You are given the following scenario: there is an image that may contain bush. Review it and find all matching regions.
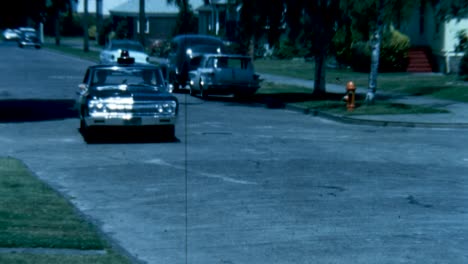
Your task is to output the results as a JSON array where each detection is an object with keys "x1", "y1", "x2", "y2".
[
  {"x1": 88, "y1": 25, "x2": 96, "y2": 40},
  {"x1": 455, "y1": 30, "x2": 468, "y2": 53},
  {"x1": 379, "y1": 29, "x2": 410, "y2": 72},
  {"x1": 459, "y1": 50, "x2": 468, "y2": 80},
  {"x1": 273, "y1": 39, "x2": 307, "y2": 59},
  {"x1": 350, "y1": 29, "x2": 410, "y2": 72}
]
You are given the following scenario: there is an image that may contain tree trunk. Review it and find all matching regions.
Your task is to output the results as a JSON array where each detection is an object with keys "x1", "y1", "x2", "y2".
[
  {"x1": 54, "y1": 9, "x2": 60, "y2": 46},
  {"x1": 366, "y1": 0, "x2": 385, "y2": 104},
  {"x1": 139, "y1": 0, "x2": 146, "y2": 46},
  {"x1": 83, "y1": 0, "x2": 89, "y2": 52},
  {"x1": 313, "y1": 49, "x2": 327, "y2": 98}
]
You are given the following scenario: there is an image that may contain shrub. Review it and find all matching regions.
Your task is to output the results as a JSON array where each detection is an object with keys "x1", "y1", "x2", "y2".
[
  {"x1": 379, "y1": 29, "x2": 410, "y2": 72},
  {"x1": 88, "y1": 25, "x2": 96, "y2": 40},
  {"x1": 273, "y1": 39, "x2": 306, "y2": 59},
  {"x1": 455, "y1": 30, "x2": 468, "y2": 53},
  {"x1": 350, "y1": 29, "x2": 410, "y2": 72},
  {"x1": 459, "y1": 50, "x2": 468, "y2": 80}
]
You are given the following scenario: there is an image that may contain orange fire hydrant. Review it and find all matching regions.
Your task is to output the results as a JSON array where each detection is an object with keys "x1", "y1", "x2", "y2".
[{"x1": 345, "y1": 81, "x2": 356, "y2": 111}]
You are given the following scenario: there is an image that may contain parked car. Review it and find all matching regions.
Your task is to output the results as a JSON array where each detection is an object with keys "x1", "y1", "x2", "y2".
[
  {"x1": 17, "y1": 29, "x2": 41, "y2": 49},
  {"x1": 167, "y1": 34, "x2": 225, "y2": 91},
  {"x1": 188, "y1": 54, "x2": 261, "y2": 99},
  {"x1": 2, "y1": 29, "x2": 20, "y2": 40},
  {"x1": 76, "y1": 50, "x2": 178, "y2": 142},
  {"x1": 99, "y1": 39, "x2": 150, "y2": 64}
]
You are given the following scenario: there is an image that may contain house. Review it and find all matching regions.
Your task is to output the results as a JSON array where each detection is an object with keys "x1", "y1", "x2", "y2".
[
  {"x1": 197, "y1": 0, "x2": 238, "y2": 40},
  {"x1": 400, "y1": 2, "x2": 468, "y2": 73},
  {"x1": 109, "y1": 0, "x2": 206, "y2": 41},
  {"x1": 76, "y1": 0, "x2": 128, "y2": 16}
]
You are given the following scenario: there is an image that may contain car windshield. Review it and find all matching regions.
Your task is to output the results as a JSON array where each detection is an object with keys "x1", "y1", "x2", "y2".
[
  {"x1": 191, "y1": 44, "x2": 221, "y2": 54},
  {"x1": 91, "y1": 68, "x2": 166, "y2": 92},
  {"x1": 111, "y1": 42, "x2": 144, "y2": 52}
]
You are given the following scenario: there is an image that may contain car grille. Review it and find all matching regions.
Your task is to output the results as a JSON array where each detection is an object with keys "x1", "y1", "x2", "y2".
[{"x1": 110, "y1": 102, "x2": 174, "y2": 116}]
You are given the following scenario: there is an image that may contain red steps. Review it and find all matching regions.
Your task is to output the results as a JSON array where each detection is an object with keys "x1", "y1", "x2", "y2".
[{"x1": 407, "y1": 48, "x2": 433, "y2": 72}]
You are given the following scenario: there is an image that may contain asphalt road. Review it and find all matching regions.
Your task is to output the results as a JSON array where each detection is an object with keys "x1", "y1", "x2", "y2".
[{"x1": 1, "y1": 41, "x2": 468, "y2": 264}]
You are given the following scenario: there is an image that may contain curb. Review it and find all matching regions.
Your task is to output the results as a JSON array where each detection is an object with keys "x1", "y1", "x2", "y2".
[{"x1": 285, "y1": 104, "x2": 468, "y2": 129}]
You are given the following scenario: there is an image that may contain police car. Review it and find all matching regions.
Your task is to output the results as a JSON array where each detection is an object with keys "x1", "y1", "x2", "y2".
[{"x1": 76, "y1": 50, "x2": 178, "y2": 142}]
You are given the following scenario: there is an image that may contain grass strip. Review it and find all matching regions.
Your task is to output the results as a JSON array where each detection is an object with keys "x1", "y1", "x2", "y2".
[
  {"x1": 0, "y1": 157, "x2": 131, "y2": 264},
  {"x1": 254, "y1": 59, "x2": 468, "y2": 102},
  {"x1": 43, "y1": 43, "x2": 100, "y2": 63},
  {"x1": 257, "y1": 82, "x2": 448, "y2": 115}
]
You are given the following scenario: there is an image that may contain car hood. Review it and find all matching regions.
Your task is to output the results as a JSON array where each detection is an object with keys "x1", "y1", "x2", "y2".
[{"x1": 89, "y1": 88, "x2": 177, "y2": 101}]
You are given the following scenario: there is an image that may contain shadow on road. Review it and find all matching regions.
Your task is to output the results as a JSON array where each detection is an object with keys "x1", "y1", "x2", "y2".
[
  {"x1": 79, "y1": 127, "x2": 180, "y2": 144},
  {"x1": 0, "y1": 99, "x2": 77, "y2": 123}
]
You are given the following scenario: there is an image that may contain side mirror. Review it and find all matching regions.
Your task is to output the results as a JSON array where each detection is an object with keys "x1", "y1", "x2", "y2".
[{"x1": 78, "y1": 83, "x2": 88, "y2": 91}]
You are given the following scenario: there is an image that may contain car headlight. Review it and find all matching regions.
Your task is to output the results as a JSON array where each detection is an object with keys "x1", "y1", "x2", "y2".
[
  {"x1": 186, "y1": 48, "x2": 193, "y2": 58},
  {"x1": 88, "y1": 99, "x2": 105, "y2": 112},
  {"x1": 157, "y1": 101, "x2": 177, "y2": 114}
]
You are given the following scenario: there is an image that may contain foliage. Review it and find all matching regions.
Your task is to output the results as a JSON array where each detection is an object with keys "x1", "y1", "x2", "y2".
[
  {"x1": 172, "y1": 8, "x2": 198, "y2": 35},
  {"x1": 273, "y1": 39, "x2": 307, "y2": 59},
  {"x1": 114, "y1": 20, "x2": 129, "y2": 39},
  {"x1": 61, "y1": 13, "x2": 83, "y2": 36},
  {"x1": 455, "y1": 29, "x2": 468, "y2": 53},
  {"x1": 379, "y1": 29, "x2": 410, "y2": 72},
  {"x1": 98, "y1": 17, "x2": 113, "y2": 45},
  {"x1": 350, "y1": 29, "x2": 410, "y2": 72},
  {"x1": 167, "y1": 0, "x2": 198, "y2": 36},
  {"x1": 459, "y1": 50, "x2": 468, "y2": 80}
]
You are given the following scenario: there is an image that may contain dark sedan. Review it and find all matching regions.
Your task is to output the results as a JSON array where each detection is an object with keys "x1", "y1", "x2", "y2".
[
  {"x1": 17, "y1": 29, "x2": 41, "y2": 49},
  {"x1": 76, "y1": 51, "x2": 178, "y2": 142}
]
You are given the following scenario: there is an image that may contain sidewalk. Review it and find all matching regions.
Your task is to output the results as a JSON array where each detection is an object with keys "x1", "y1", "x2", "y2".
[{"x1": 260, "y1": 73, "x2": 468, "y2": 128}]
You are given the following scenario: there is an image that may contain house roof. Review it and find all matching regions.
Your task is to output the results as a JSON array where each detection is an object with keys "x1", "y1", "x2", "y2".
[{"x1": 110, "y1": 0, "x2": 205, "y2": 16}]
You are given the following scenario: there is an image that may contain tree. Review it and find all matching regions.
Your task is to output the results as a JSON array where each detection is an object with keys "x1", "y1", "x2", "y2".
[
  {"x1": 167, "y1": 0, "x2": 198, "y2": 35},
  {"x1": 83, "y1": 0, "x2": 89, "y2": 52},
  {"x1": 237, "y1": 0, "x2": 284, "y2": 58},
  {"x1": 47, "y1": 0, "x2": 77, "y2": 46},
  {"x1": 284, "y1": 0, "x2": 342, "y2": 97},
  {"x1": 343, "y1": 0, "x2": 419, "y2": 103}
]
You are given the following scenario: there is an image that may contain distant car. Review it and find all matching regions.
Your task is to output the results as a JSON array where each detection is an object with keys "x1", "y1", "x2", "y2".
[
  {"x1": 100, "y1": 39, "x2": 150, "y2": 64},
  {"x1": 188, "y1": 54, "x2": 261, "y2": 99},
  {"x1": 17, "y1": 29, "x2": 41, "y2": 49},
  {"x1": 167, "y1": 34, "x2": 225, "y2": 91},
  {"x1": 76, "y1": 50, "x2": 178, "y2": 142},
  {"x1": 2, "y1": 29, "x2": 20, "y2": 40}
]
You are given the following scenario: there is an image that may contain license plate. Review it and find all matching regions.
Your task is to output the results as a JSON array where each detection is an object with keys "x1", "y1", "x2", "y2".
[{"x1": 124, "y1": 117, "x2": 142, "y2": 126}]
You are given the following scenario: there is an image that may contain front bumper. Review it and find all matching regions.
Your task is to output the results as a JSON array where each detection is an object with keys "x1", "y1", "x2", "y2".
[
  {"x1": 18, "y1": 41, "x2": 41, "y2": 47},
  {"x1": 84, "y1": 115, "x2": 177, "y2": 127}
]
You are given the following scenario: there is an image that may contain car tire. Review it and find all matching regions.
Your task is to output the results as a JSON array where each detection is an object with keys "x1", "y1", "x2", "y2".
[
  {"x1": 80, "y1": 119, "x2": 96, "y2": 143},
  {"x1": 200, "y1": 81, "x2": 208, "y2": 99},
  {"x1": 35, "y1": 45, "x2": 41, "y2": 49},
  {"x1": 189, "y1": 85, "x2": 196, "y2": 96}
]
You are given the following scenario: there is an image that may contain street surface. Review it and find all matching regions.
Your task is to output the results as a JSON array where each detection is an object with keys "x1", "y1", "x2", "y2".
[{"x1": 1, "y1": 41, "x2": 468, "y2": 264}]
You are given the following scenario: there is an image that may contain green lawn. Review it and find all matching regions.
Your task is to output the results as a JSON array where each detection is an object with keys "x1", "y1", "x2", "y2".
[
  {"x1": 0, "y1": 157, "x2": 132, "y2": 264},
  {"x1": 254, "y1": 59, "x2": 468, "y2": 102}
]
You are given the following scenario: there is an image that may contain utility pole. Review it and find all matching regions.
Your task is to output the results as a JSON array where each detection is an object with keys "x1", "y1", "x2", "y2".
[
  {"x1": 83, "y1": 0, "x2": 89, "y2": 52},
  {"x1": 139, "y1": 0, "x2": 146, "y2": 47}
]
